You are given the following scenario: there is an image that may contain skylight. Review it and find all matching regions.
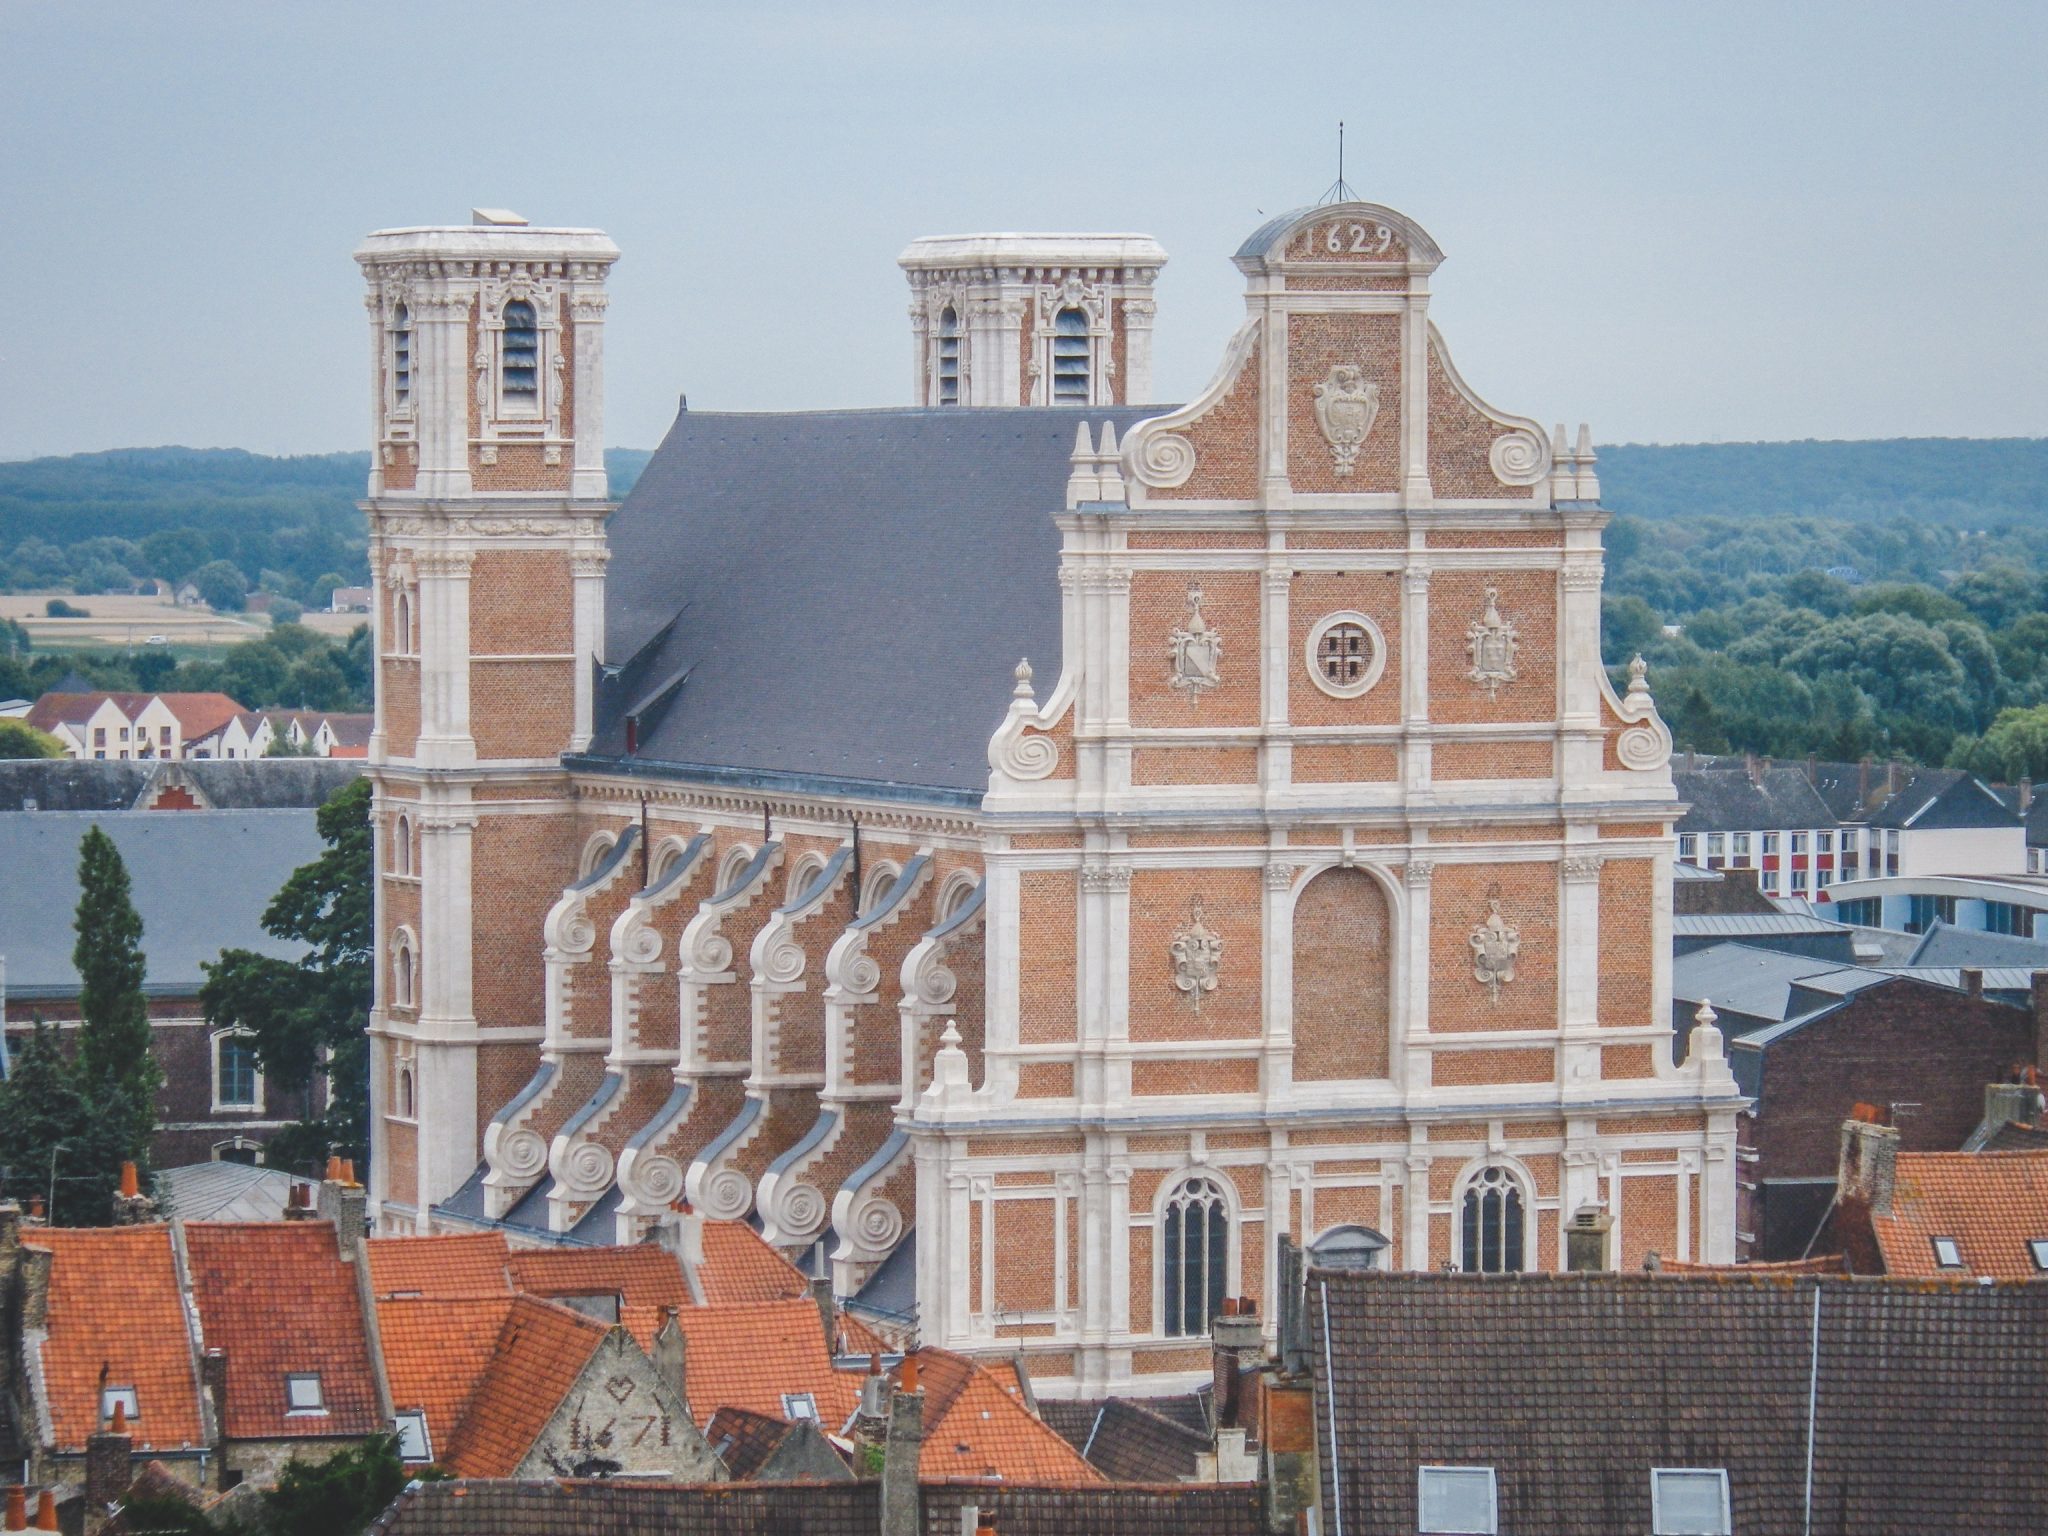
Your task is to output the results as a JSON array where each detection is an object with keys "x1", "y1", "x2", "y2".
[
  {"x1": 393, "y1": 1409, "x2": 432, "y2": 1462},
  {"x1": 1418, "y1": 1466, "x2": 1497, "y2": 1534},
  {"x1": 2029, "y1": 1238, "x2": 2048, "y2": 1271},
  {"x1": 1931, "y1": 1236, "x2": 1964, "y2": 1269},
  {"x1": 1652, "y1": 1469, "x2": 1731, "y2": 1535},
  {"x1": 101, "y1": 1385, "x2": 139, "y2": 1423},
  {"x1": 285, "y1": 1373, "x2": 326, "y2": 1414},
  {"x1": 781, "y1": 1392, "x2": 819, "y2": 1421}
]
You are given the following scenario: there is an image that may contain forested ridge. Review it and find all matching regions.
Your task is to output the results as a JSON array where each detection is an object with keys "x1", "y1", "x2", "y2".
[{"x1": 5, "y1": 438, "x2": 2048, "y2": 773}]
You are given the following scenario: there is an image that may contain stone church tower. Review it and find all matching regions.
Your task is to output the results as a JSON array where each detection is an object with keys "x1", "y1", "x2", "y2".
[
  {"x1": 356, "y1": 211, "x2": 619, "y2": 1229},
  {"x1": 900, "y1": 234, "x2": 1167, "y2": 407}
]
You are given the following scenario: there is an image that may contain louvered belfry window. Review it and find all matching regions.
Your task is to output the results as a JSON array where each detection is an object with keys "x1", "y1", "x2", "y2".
[
  {"x1": 1052, "y1": 307, "x2": 1090, "y2": 404},
  {"x1": 937, "y1": 307, "x2": 961, "y2": 405},
  {"x1": 501, "y1": 299, "x2": 540, "y2": 399},
  {"x1": 391, "y1": 305, "x2": 412, "y2": 407},
  {"x1": 1162, "y1": 1175, "x2": 1229, "y2": 1336}
]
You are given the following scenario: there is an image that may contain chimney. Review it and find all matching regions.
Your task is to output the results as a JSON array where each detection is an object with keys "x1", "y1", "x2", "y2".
[
  {"x1": 283, "y1": 1181, "x2": 316, "y2": 1220},
  {"x1": 855, "y1": 1352, "x2": 889, "y2": 1438},
  {"x1": 0, "y1": 1201, "x2": 19, "y2": 1262},
  {"x1": 1976, "y1": 1078, "x2": 2047, "y2": 1145},
  {"x1": 878, "y1": 1371, "x2": 924, "y2": 1536},
  {"x1": 1209, "y1": 1296, "x2": 1264, "y2": 1430},
  {"x1": 84, "y1": 1407, "x2": 132, "y2": 1515},
  {"x1": 30, "y1": 1493, "x2": 53, "y2": 1533},
  {"x1": 1566, "y1": 1205, "x2": 1615, "y2": 1272},
  {"x1": 1838, "y1": 1105, "x2": 1900, "y2": 1216},
  {"x1": 2033, "y1": 972, "x2": 2048, "y2": 1073},
  {"x1": 201, "y1": 1348, "x2": 230, "y2": 1488},
  {"x1": 1806, "y1": 753, "x2": 1818, "y2": 785},
  {"x1": 1274, "y1": 1237, "x2": 1309, "y2": 1377},
  {"x1": 1961, "y1": 967, "x2": 1984, "y2": 1000},
  {"x1": 316, "y1": 1162, "x2": 367, "y2": 1254},
  {"x1": 810, "y1": 1273, "x2": 838, "y2": 1353},
  {"x1": 1744, "y1": 752, "x2": 1759, "y2": 786},
  {"x1": 4, "y1": 1488, "x2": 23, "y2": 1533},
  {"x1": 111, "y1": 1161, "x2": 157, "y2": 1225},
  {"x1": 652, "y1": 1307, "x2": 688, "y2": 1414}
]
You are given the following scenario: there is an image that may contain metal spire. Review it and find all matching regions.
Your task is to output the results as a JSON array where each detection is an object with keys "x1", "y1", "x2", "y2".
[{"x1": 1319, "y1": 120, "x2": 1359, "y2": 205}]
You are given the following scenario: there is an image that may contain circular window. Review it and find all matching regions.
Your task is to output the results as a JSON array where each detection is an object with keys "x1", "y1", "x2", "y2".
[{"x1": 1304, "y1": 611, "x2": 1387, "y2": 698}]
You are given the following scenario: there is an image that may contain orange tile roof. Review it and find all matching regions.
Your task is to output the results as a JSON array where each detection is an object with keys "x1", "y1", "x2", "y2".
[
  {"x1": 26, "y1": 1227, "x2": 206, "y2": 1453},
  {"x1": 439, "y1": 1297, "x2": 608, "y2": 1478},
  {"x1": 374, "y1": 1295, "x2": 518, "y2": 1463},
  {"x1": 1871, "y1": 1149, "x2": 2048, "y2": 1280},
  {"x1": 697, "y1": 1221, "x2": 811, "y2": 1304},
  {"x1": 183, "y1": 1222, "x2": 382, "y2": 1439},
  {"x1": 365, "y1": 1233, "x2": 511, "y2": 1299},
  {"x1": 835, "y1": 1309, "x2": 890, "y2": 1356},
  {"x1": 908, "y1": 1349, "x2": 1102, "y2": 1485},
  {"x1": 507, "y1": 1244, "x2": 692, "y2": 1312},
  {"x1": 633, "y1": 1297, "x2": 858, "y2": 1429},
  {"x1": 157, "y1": 693, "x2": 245, "y2": 738}
]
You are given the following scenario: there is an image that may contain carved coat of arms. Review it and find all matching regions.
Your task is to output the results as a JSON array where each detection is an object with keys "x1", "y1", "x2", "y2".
[
  {"x1": 1169, "y1": 896, "x2": 1223, "y2": 1012},
  {"x1": 1168, "y1": 585, "x2": 1222, "y2": 694},
  {"x1": 1465, "y1": 586, "x2": 1519, "y2": 698},
  {"x1": 1312, "y1": 364, "x2": 1380, "y2": 477},
  {"x1": 1469, "y1": 891, "x2": 1519, "y2": 1004}
]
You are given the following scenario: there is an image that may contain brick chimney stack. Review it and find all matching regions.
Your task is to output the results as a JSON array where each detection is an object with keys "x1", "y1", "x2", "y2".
[
  {"x1": 809, "y1": 1273, "x2": 837, "y2": 1353},
  {"x1": 1209, "y1": 1296, "x2": 1263, "y2": 1430},
  {"x1": 84, "y1": 1402, "x2": 133, "y2": 1518},
  {"x1": 1838, "y1": 1104, "x2": 1900, "y2": 1216},
  {"x1": 1565, "y1": 1205, "x2": 1615, "y2": 1272},
  {"x1": 316, "y1": 1160, "x2": 367, "y2": 1254},
  {"x1": 878, "y1": 1362, "x2": 925, "y2": 1536},
  {"x1": 1962, "y1": 968, "x2": 1985, "y2": 1000},
  {"x1": 652, "y1": 1307, "x2": 687, "y2": 1412},
  {"x1": 110, "y1": 1161, "x2": 157, "y2": 1225},
  {"x1": 201, "y1": 1348, "x2": 230, "y2": 1489}
]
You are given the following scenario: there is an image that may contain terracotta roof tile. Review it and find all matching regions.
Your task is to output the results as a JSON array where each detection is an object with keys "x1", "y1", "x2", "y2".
[
  {"x1": 639, "y1": 1298, "x2": 857, "y2": 1429},
  {"x1": 1870, "y1": 1148, "x2": 2048, "y2": 1279},
  {"x1": 703, "y1": 1405, "x2": 793, "y2": 1480},
  {"x1": 905, "y1": 1350, "x2": 1102, "y2": 1485},
  {"x1": 834, "y1": 1310, "x2": 890, "y2": 1356},
  {"x1": 26, "y1": 1227, "x2": 206, "y2": 1453},
  {"x1": 696, "y1": 1222, "x2": 810, "y2": 1304},
  {"x1": 507, "y1": 1244, "x2": 691, "y2": 1311},
  {"x1": 365, "y1": 1233, "x2": 512, "y2": 1299},
  {"x1": 374, "y1": 1295, "x2": 519, "y2": 1464},
  {"x1": 157, "y1": 693, "x2": 245, "y2": 738},
  {"x1": 183, "y1": 1221, "x2": 382, "y2": 1440},
  {"x1": 439, "y1": 1297, "x2": 609, "y2": 1478}
]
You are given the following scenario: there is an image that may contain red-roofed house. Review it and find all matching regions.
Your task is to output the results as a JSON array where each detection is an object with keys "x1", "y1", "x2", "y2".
[
  {"x1": 25, "y1": 692, "x2": 247, "y2": 762},
  {"x1": 1827, "y1": 1115, "x2": 2048, "y2": 1280},
  {"x1": 900, "y1": 1349, "x2": 1102, "y2": 1485}
]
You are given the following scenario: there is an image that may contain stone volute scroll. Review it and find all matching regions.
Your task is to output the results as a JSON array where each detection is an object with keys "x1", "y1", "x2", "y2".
[
  {"x1": 1312, "y1": 363, "x2": 1381, "y2": 477},
  {"x1": 1465, "y1": 586, "x2": 1520, "y2": 699},
  {"x1": 1613, "y1": 654, "x2": 1674, "y2": 772},
  {"x1": 987, "y1": 658, "x2": 1061, "y2": 783},
  {"x1": 1169, "y1": 895, "x2": 1223, "y2": 1013},
  {"x1": 1469, "y1": 886, "x2": 1520, "y2": 1004},
  {"x1": 1168, "y1": 586, "x2": 1223, "y2": 695}
]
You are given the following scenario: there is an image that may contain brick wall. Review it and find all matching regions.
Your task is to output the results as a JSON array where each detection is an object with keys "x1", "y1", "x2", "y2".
[
  {"x1": 1288, "y1": 571, "x2": 1403, "y2": 728},
  {"x1": 1129, "y1": 570, "x2": 1261, "y2": 729},
  {"x1": 1286, "y1": 312, "x2": 1401, "y2": 494},
  {"x1": 1128, "y1": 867, "x2": 1262, "y2": 1043},
  {"x1": 1291, "y1": 868, "x2": 1391, "y2": 1081},
  {"x1": 1427, "y1": 570, "x2": 1557, "y2": 725},
  {"x1": 1150, "y1": 341, "x2": 1259, "y2": 501},
  {"x1": 470, "y1": 810, "x2": 579, "y2": 1030},
  {"x1": 1597, "y1": 859, "x2": 1655, "y2": 1027},
  {"x1": 1429, "y1": 861, "x2": 1556, "y2": 1032},
  {"x1": 470, "y1": 551, "x2": 573, "y2": 653}
]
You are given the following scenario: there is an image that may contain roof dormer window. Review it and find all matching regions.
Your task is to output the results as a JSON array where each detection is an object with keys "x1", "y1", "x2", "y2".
[
  {"x1": 286, "y1": 1372, "x2": 326, "y2": 1414},
  {"x1": 1931, "y1": 1235, "x2": 1964, "y2": 1269}
]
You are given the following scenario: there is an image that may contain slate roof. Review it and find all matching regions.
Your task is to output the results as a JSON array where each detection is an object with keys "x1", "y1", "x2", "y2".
[
  {"x1": 1673, "y1": 765, "x2": 1836, "y2": 833},
  {"x1": 1310, "y1": 1268, "x2": 2048, "y2": 1534},
  {"x1": 23, "y1": 1226, "x2": 207, "y2": 1453},
  {"x1": 1903, "y1": 919, "x2": 2048, "y2": 970},
  {"x1": 0, "y1": 809, "x2": 324, "y2": 997},
  {"x1": 1985, "y1": 1120, "x2": 2048, "y2": 1150},
  {"x1": 369, "y1": 1479, "x2": 881, "y2": 1536},
  {"x1": 587, "y1": 405, "x2": 1166, "y2": 798},
  {"x1": 1864, "y1": 767, "x2": 2020, "y2": 830},
  {"x1": 702, "y1": 1405, "x2": 794, "y2": 1480},
  {"x1": 919, "y1": 1482, "x2": 1264, "y2": 1536},
  {"x1": 1867, "y1": 1148, "x2": 2048, "y2": 1280},
  {"x1": 182, "y1": 1221, "x2": 383, "y2": 1440},
  {"x1": 1069, "y1": 1397, "x2": 1207, "y2": 1482}
]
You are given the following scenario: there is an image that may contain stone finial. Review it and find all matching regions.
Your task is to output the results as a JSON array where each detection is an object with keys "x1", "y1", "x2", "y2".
[
  {"x1": 924, "y1": 1021, "x2": 973, "y2": 1108},
  {"x1": 1574, "y1": 423, "x2": 1601, "y2": 501},
  {"x1": 1687, "y1": 998, "x2": 1725, "y2": 1066},
  {"x1": 1013, "y1": 659, "x2": 1035, "y2": 700},
  {"x1": 1627, "y1": 654, "x2": 1651, "y2": 700}
]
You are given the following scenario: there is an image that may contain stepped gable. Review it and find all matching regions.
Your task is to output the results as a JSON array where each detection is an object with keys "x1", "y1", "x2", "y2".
[
  {"x1": 182, "y1": 1220, "x2": 383, "y2": 1439},
  {"x1": 23, "y1": 1226, "x2": 207, "y2": 1453},
  {"x1": 592, "y1": 405, "x2": 1164, "y2": 795}
]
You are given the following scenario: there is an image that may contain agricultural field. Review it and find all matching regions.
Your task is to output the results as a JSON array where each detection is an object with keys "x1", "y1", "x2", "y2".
[{"x1": 0, "y1": 591, "x2": 364, "y2": 664}]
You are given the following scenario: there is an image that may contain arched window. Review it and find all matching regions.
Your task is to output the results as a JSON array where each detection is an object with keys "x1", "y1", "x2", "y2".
[
  {"x1": 393, "y1": 930, "x2": 418, "y2": 1008},
  {"x1": 859, "y1": 862, "x2": 900, "y2": 916},
  {"x1": 397, "y1": 1065, "x2": 416, "y2": 1120},
  {"x1": 391, "y1": 304, "x2": 412, "y2": 408},
  {"x1": 392, "y1": 588, "x2": 414, "y2": 656},
  {"x1": 392, "y1": 814, "x2": 413, "y2": 877},
  {"x1": 578, "y1": 831, "x2": 618, "y2": 881},
  {"x1": 1051, "y1": 307, "x2": 1090, "y2": 404},
  {"x1": 214, "y1": 1032, "x2": 260, "y2": 1110},
  {"x1": 1460, "y1": 1165, "x2": 1527, "y2": 1274},
  {"x1": 212, "y1": 1138, "x2": 262, "y2": 1167},
  {"x1": 936, "y1": 307, "x2": 961, "y2": 406},
  {"x1": 716, "y1": 845, "x2": 756, "y2": 897},
  {"x1": 1162, "y1": 1175, "x2": 1230, "y2": 1337},
  {"x1": 501, "y1": 299, "x2": 539, "y2": 400}
]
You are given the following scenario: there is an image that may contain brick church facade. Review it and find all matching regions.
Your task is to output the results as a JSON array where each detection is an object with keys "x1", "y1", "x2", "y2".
[{"x1": 357, "y1": 202, "x2": 1740, "y2": 1397}]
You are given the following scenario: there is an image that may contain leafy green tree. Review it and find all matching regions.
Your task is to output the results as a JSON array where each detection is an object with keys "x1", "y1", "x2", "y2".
[
  {"x1": 74, "y1": 827, "x2": 154, "y2": 1090},
  {"x1": 260, "y1": 1435, "x2": 408, "y2": 1536},
  {"x1": 1949, "y1": 705, "x2": 2048, "y2": 782},
  {"x1": 189, "y1": 558, "x2": 248, "y2": 611},
  {"x1": 0, "y1": 617, "x2": 32, "y2": 657},
  {"x1": 1601, "y1": 595, "x2": 1661, "y2": 665},
  {"x1": 141, "y1": 527, "x2": 212, "y2": 585},
  {"x1": 269, "y1": 597, "x2": 304, "y2": 625},
  {"x1": 0, "y1": 719, "x2": 63, "y2": 759},
  {"x1": 44, "y1": 597, "x2": 88, "y2": 618},
  {"x1": 1949, "y1": 563, "x2": 2039, "y2": 631},
  {"x1": 1851, "y1": 582, "x2": 1971, "y2": 626},
  {"x1": 202, "y1": 778, "x2": 372, "y2": 1172},
  {"x1": 0, "y1": 1021, "x2": 95, "y2": 1219}
]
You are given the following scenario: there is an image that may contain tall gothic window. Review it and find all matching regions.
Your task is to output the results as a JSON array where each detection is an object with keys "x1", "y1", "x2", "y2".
[
  {"x1": 501, "y1": 300, "x2": 539, "y2": 399},
  {"x1": 1162, "y1": 1175, "x2": 1229, "y2": 1337},
  {"x1": 1051, "y1": 307, "x2": 1090, "y2": 404},
  {"x1": 936, "y1": 307, "x2": 962, "y2": 405},
  {"x1": 391, "y1": 304, "x2": 412, "y2": 407},
  {"x1": 1460, "y1": 1166, "x2": 1526, "y2": 1274}
]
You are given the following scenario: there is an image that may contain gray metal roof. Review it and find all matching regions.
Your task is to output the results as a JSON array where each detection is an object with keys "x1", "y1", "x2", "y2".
[
  {"x1": 0, "y1": 809, "x2": 323, "y2": 997},
  {"x1": 1670, "y1": 942, "x2": 1870, "y2": 1023},
  {"x1": 587, "y1": 405, "x2": 1169, "y2": 797},
  {"x1": 1904, "y1": 920, "x2": 2048, "y2": 971},
  {"x1": 157, "y1": 1161, "x2": 315, "y2": 1222},
  {"x1": 1672, "y1": 913, "x2": 1851, "y2": 938},
  {"x1": 0, "y1": 758, "x2": 364, "y2": 813}
]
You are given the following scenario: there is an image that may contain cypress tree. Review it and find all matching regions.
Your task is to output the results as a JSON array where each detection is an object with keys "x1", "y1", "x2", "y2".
[{"x1": 73, "y1": 825, "x2": 151, "y2": 1086}]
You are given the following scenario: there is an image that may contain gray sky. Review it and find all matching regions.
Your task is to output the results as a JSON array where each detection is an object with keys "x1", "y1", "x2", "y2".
[{"x1": 3, "y1": 1, "x2": 2043, "y2": 459}]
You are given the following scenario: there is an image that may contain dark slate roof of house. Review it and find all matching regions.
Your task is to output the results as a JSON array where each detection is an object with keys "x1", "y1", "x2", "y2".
[
  {"x1": 1985, "y1": 1120, "x2": 2048, "y2": 1150},
  {"x1": 0, "y1": 757, "x2": 364, "y2": 812},
  {"x1": 1863, "y1": 768, "x2": 2020, "y2": 830},
  {"x1": 1673, "y1": 765, "x2": 1836, "y2": 832},
  {"x1": 1670, "y1": 942, "x2": 1867, "y2": 1024},
  {"x1": 0, "y1": 809, "x2": 322, "y2": 997},
  {"x1": 1309, "y1": 1268, "x2": 2048, "y2": 1536},
  {"x1": 583, "y1": 405, "x2": 1168, "y2": 801},
  {"x1": 1067, "y1": 1397, "x2": 1208, "y2": 1482},
  {"x1": 1904, "y1": 919, "x2": 2048, "y2": 970}
]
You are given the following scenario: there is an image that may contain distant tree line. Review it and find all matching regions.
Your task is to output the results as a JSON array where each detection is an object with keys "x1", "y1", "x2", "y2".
[{"x1": 0, "y1": 620, "x2": 373, "y2": 716}]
